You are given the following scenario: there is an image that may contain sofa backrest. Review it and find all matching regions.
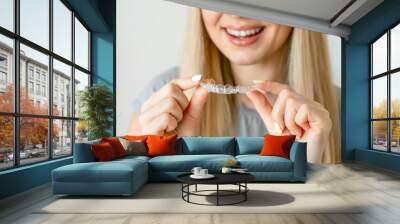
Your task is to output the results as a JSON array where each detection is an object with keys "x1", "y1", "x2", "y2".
[
  {"x1": 73, "y1": 139, "x2": 100, "y2": 163},
  {"x1": 176, "y1": 137, "x2": 236, "y2": 155},
  {"x1": 235, "y1": 137, "x2": 264, "y2": 155}
]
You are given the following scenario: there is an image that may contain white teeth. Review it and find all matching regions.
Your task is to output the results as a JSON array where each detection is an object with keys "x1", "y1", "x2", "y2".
[{"x1": 226, "y1": 27, "x2": 262, "y2": 38}]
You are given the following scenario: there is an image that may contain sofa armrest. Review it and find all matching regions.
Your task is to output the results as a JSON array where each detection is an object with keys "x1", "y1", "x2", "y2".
[
  {"x1": 289, "y1": 141, "x2": 307, "y2": 181},
  {"x1": 73, "y1": 140, "x2": 100, "y2": 163}
]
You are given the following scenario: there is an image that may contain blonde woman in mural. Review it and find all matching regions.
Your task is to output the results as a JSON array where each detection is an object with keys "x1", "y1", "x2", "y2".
[{"x1": 129, "y1": 8, "x2": 340, "y2": 164}]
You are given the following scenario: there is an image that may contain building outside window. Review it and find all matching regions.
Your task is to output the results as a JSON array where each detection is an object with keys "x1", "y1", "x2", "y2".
[
  {"x1": 35, "y1": 70, "x2": 40, "y2": 81},
  {"x1": 35, "y1": 83, "x2": 40, "y2": 95},
  {"x1": 0, "y1": 71, "x2": 6, "y2": 84},
  {"x1": 0, "y1": 0, "x2": 91, "y2": 170},
  {"x1": 370, "y1": 22, "x2": 400, "y2": 154},
  {"x1": 0, "y1": 54, "x2": 7, "y2": 90},
  {"x1": 28, "y1": 66, "x2": 34, "y2": 80},
  {"x1": 41, "y1": 85, "x2": 46, "y2": 97},
  {"x1": 28, "y1": 81, "x2": 34, "y2": 94},
  {"x1": 41, "y1": 73, "x2": 46, "y2": 83}
]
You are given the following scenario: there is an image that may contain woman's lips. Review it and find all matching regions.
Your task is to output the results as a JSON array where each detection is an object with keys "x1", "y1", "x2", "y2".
[{"x1": 223, "y1": 26, "x2": 264, "y2": 47}]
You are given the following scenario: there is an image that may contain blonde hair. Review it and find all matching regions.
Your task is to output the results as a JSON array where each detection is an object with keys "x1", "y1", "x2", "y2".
[{"x1": 179, "y1": 8, "x2": 341, "y2": 164}]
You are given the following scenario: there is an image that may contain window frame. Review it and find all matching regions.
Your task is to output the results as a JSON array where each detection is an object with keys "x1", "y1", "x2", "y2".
[
  {"x1": 0, "y1": 0, "x2": 92, "y2": 171},
  {"x1": 370, "y1": 20, "x2": 400, "y2": 154}
]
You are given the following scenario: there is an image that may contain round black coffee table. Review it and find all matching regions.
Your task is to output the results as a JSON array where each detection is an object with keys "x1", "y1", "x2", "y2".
[{"x1": 177, "y1": 173, "x2": 255, "y2": 206}]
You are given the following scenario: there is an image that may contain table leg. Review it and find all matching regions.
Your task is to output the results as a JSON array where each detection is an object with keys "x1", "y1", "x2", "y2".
[
  {"x1": 187, "y1": 184, "x2": 190, "y2": 202},
  {"x1": 195, "y1": 184, "x2": 197, "y2": 192},
  {"x1": 217, "y1": 184, "x2": 219, "y2": 206},
  {"x1": 245, "y1": 183, "x2": 247, "y2": 201}
]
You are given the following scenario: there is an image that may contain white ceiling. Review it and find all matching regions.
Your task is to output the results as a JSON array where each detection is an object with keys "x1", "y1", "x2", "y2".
[{"x1": 164, "y1": 0, "x2": 384, "y2": 38}]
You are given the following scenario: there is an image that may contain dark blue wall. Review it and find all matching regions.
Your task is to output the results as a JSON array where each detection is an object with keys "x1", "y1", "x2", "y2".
[
  {"x1": 91, "y1": 32, "x2": 115, "y2": 135},
  {"x1": 91, "y1": 0, "x2": 116, "y2": 135},
  {"x1": 0, "y1": 158, "x2": 72, "y2": 199},
  {"x1": 343, "y1": 0, "x2": 400, "y2": 171},
  {"x1": 0, "y1": 0, "x2": 116, "y2": 200}
]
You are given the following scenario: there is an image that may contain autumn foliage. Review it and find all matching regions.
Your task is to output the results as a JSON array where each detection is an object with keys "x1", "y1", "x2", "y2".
[
  {"x1": 372, "y1": 99, "x2": 400, "y2": 142},
  {"x1": 0, "y1": 85, "x2": 59, "y2": 151}
]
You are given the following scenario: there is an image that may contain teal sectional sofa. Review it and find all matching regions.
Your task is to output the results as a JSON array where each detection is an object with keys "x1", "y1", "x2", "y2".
[{"x1": 52, "y1": 137, "x2": 307, "y2": 196}]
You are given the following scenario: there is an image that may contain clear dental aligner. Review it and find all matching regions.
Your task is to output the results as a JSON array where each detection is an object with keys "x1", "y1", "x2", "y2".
[
  {"x1": 192, "y1": 74, "x2": 256, "y2": 94},
  {"x1": 200, "y1": 80, "x2": 255, "y2": 94}
]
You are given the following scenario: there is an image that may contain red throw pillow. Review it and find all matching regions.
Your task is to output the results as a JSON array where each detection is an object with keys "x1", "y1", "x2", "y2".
[
  {"x1": 91, "y1": 142, "x2": 117, "y2": 161},
  {"x1": 146, "y1": 134, "x2": 177, "y2": 157},
  {"x1": 101, "y1": 137, "x2": 126, "y2": 158},
  {"x1": 260, "y1": 134, "x2": 296, "y2": 159},
  {"x1": 124, "y1": 135, "x2": 149, "y2": 141}
]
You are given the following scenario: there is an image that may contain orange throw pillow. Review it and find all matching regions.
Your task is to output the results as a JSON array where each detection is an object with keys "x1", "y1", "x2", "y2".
[
  {"x1": 260, "y1": 134, "x2": 296, "y2": 159},
  {"x1": 91, "y1": 142, "x2": 117, "y2": 161},
  {"x1": 146, "y1": 134, "x2": 177, "y2": 157},
  {"x1": 124, "y1": 135, "x2": 149, "y2": 141},
  {"x1": 101, "y1": 137, "x2": 126, "y2": 158}
]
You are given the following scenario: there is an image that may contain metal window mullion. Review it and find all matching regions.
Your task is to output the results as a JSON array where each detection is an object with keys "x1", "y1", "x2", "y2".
[
  {"x1": 388, "y1": 30, "x2": 391, "y2": 152},
  {"x1": 48, "y1": 0, "x2": 54, "y2": 160},
  {"x1": 0, "y1": 0, "x2": 86, "y2": 169},
  {"x1": 13, "y1": 0, "x2": 20, "y2": 167},
  {"x1": 0, "y1": 31, "x2": 90, "y2": 74},
  {"x1": 371, "y1": 118, "x2": 400, "y2": 121},
  {"x1": 370, "y1": 45, "x2": 373, "y2": 149},
  {"x1": 71, "y1": 11, "x2": 76, "y2": 155},
  {"x1": 88, "y1": 31, "x2": 91, "y2": 75}
]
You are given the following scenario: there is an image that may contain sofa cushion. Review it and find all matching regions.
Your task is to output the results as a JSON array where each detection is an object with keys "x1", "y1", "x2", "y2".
[
  {"x1": 236, "y1": 155, "x2": 293, "y2": 172},
  {"x1": 149, "y1": 154, "x2": 235, "y2": 172},
  {"x1": 91, "y1": 142, "x2": 118, "y2": 161},
  {"x1": 260, "y1": 134, "x2": 296, "y2": 159},
  {"x1": 147, "y1": 134, "x2": 177, "y2": 157},
  {"x1": 124, "y1": 135, "x2": 149, "y2": 141},
  {"x1": 236, "y1": 137, "x2": 264, "y2": 155},
  {"x1": 73, "y1": 140, "x2": 100, "y2": 163},
  {"x1": 53, "y1": 158, "x2": 147, "y2": 183},
  {"x1": 118, "y1": 138, "x2": 147, "y2": 156},
  {"x1": 177, "y1": 137, "x2": 235, "y2": 155},
  {"x1": 101, "y1": 137, "x2": 127, "y2": 158},
  {"x1": 115, "y1": 155, "x2": 150, "y2": 163}
]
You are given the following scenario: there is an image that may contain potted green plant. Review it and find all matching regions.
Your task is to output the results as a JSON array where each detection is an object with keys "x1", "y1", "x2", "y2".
[{"x1": 79, "y1": 84, "x2": 113, "y2": 140}]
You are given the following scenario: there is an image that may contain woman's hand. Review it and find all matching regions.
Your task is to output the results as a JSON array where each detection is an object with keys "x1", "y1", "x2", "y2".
[
  {"x1": 138, "y1": 77, "x2": 209, "y2": 136},
  {"x1": 246, "y1": 81, "x2": 332, "y2": 163}
]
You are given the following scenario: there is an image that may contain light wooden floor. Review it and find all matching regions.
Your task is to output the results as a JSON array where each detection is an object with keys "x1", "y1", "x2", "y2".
[{"x1": 1, "y1": 162, "x2": 400, "y2": 224}]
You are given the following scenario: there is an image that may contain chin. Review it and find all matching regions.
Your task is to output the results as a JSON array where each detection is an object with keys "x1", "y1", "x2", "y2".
[{"x1": 227, "y1": 53, "x2": 263, "y2": 66}]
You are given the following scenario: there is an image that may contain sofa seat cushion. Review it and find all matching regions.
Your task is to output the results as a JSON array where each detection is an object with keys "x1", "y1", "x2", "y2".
[
  {"x1": 53, "y1": 159, "x2": 147, "y2": 183},
  {"x1": 116, "y1": 155, "x2": 150, "y2": 163},
  {"x1": 236, "y1": 155, "x2": 293, "y2": 172},
  {"x1": 149, "y1": 154, "x2": 235, "y2": 172}
]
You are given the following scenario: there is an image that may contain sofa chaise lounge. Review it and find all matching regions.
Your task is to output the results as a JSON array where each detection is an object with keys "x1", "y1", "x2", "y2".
[{"x1": 52, "y1": 137, "x2": 307, "y2": 196}]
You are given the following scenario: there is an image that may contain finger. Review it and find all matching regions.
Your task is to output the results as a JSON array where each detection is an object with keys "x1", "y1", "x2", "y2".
[
  {"x1": 183, "y1": 87, "x2": 209, "y2": 121},
  {"x1": 253, "y1": 81, "x2": 290, "y2": 95},
  {"x1": 284, "y1": 98, "x2": 303, "y2": 138},
  {"x1": 246, "y1": 90, "x2": 276, "y2": 133},
  {"x1": 294, "y1": 104, "x2": 311, "y2": 130},
  {"x1": 171, "y1": 77, "x2": 201, "y2": 90},
  {"x1": 142, "y1": 112, "x2": 178, "y2": 135},
  {"x1": 140, "y1": 97, "x2": 183, "y2": 124},
  {"x1": 141, "y1": 82, "x2": 190, "y2": 113},
  {"x1": 271, "y1": 88, "x2": 291, "y2": 131}
]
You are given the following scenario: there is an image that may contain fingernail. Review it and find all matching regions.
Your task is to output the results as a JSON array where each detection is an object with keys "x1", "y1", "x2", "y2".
[
  {"x1": 192, "y1": 74, "x2": 203, "y2": 82},
  {"x1": 253, "y1": 80, "x2": 267, "y2": 84},
  {"x1": 273, "y1": 122, "x2": 283, "y2": 135}
]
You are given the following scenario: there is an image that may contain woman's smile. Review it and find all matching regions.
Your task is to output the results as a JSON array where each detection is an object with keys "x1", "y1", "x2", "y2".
[{"x1": 223, "y1": 25, "x2": 265, "y2": 46}]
